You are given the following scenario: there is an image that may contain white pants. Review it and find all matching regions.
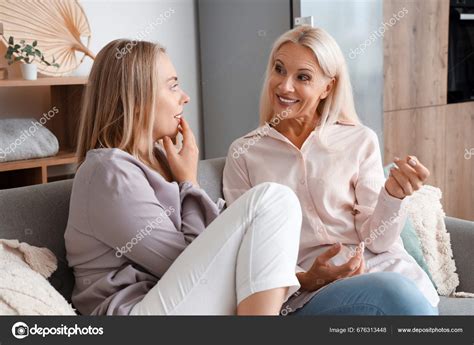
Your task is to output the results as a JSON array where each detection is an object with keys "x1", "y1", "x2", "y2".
[{"x1": 130, "y1": 182, "x2": 302, "y2": 315}]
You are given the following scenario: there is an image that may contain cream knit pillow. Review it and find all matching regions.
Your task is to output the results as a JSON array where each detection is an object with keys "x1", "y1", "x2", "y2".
[{"x1": 0, "y1": 239, "x2": 76, "y2": 315}]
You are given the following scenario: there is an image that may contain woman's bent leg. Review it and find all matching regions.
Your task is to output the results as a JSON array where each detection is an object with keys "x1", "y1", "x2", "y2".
[
  {"x1": 291, "y1": 272, "x2": 438, "y2": 316},
  {"x1": 130, "y1": 182, "x2": 302, "y2": 315}
]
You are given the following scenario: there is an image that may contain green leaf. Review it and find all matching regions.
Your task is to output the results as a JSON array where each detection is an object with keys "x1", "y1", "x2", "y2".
[
  {"x1": 14, "y1": 56, "x2": 22, "y2": 62},
  {"x1": 32, "y1": 40, "x2": 37, "y2": 47},
  {"x1": 22, "y1": 46, "x2": 33, "y2": 55},
  {"x1": 24, "y1": 57, "x2": 29, "y2": 63},
  {"x1": 8, "y1": 36, "x2": 13, "y2": 45}
]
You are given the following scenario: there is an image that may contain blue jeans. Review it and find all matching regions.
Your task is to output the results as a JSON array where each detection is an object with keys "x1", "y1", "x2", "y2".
[{"x1": 291, "y1": 272, "x2": 438, "y2": 315}]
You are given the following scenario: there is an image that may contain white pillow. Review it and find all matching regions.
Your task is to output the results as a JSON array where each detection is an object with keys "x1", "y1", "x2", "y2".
[{"x1": 0, "y1": 239, "x2": 76, "y2": 315}]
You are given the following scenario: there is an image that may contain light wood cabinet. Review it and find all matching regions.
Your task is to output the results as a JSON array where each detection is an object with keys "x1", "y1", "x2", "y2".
[
  {"x1": 444, "y1": 102, "x2": 474, "y2": 221},
  {"x1": 384, "y1": 105, "x2": 447, "y2": 189},
  {"x1": 0, "y1": 77, "x2": 86, "y2": 189},
  {"x1": 383, "y1": 0, "x2": 449, "y2": 111},
  {"x1": 384, "y1": 0, "x2": 473, "y2": 220},
  {"x1": 384, "y1": 103, "x2": 474, "y2": 221}
]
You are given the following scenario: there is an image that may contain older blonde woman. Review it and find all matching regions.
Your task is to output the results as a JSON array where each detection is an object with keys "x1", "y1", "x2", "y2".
[{"x1": 223, "y1": 26, "x2": 438, "y2": 315}]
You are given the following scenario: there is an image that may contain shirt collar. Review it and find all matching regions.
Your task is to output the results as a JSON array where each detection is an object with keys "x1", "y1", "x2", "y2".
[{"x1": 242, "y1": 118, "x2": 357, "y2": 140}]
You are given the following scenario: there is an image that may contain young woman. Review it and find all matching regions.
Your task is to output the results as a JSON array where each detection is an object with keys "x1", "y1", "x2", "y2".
[
  {"x1": 223, "y1": 26, "x2": 439, "y2": 315},
  {"x1": 64, "y1": 39, "x2": 304, "y2": 315}
]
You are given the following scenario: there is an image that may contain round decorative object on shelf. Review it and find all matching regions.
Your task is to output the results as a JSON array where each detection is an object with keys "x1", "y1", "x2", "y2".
[{"x1": 0, "y1": 0, "x2": 95, "y2": 76}]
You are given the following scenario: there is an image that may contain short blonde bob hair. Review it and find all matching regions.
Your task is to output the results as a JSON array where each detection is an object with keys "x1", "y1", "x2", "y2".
[{"x1": 259, "y1": 25, "x2": 360, "y2": 146}]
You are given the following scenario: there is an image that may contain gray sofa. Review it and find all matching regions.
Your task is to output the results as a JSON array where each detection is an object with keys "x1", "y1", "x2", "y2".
[{"x1": 0, "y1": 157, "x2": 473, "y2": 315}]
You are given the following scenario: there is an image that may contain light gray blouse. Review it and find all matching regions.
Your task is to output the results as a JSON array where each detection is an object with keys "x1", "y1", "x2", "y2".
[{"x1": 64, "y1": 148, "x2": 225, "y2": 315}]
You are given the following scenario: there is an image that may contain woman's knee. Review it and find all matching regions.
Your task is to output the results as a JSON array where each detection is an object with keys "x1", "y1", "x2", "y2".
[
  {"x1": 366, "y1": 272, "x2": 437, "y2": 315},
  {"x1": 245, "y1": 182, "x2": 302, "y2": 249},
  {"x1": 251, "y1": 182, "x2": 301, "y2": 217}
]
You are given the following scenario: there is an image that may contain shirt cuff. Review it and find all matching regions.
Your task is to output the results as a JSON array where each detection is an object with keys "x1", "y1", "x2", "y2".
[
  {"x1": 295, "y1": 265, "x2": 306, "y2": 274},
  {"x1": 179, "y1": 180, "x2": 226, "y2": 214}
]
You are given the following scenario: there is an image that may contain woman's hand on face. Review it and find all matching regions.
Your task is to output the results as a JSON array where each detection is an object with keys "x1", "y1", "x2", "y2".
[
  {"x1": 385, "y1": 156, "x2": 430, "y2": 199},
  {"x1": 162, "y1": 118, "x2": 199, "y2": 186},
  {"x1": 296, "y1": 243, "x2": 365, "y2": 292}
]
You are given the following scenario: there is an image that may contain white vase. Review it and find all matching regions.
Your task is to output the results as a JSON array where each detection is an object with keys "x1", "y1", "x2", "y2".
[{"x1": 20, "y1": 63, "x2": 37, "y2": 80}]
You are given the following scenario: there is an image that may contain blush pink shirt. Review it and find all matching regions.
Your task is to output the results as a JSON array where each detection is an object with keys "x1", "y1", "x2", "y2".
[{"x1": 223, "y1": 120, "x2": 439, "y2": 309}]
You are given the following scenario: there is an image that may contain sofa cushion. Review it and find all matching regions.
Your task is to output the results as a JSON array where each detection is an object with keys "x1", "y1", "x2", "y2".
[
  {"x1": 399, "y1": 217, "x2": 436, "y2": 287},
  {"x1": 446, "y1": 216, "x2": 474, "y2": 293},
  {"x1": 0, "y1": 179, "x2": 75, "y2": 301},
  {"x1": 197, "y1": 157, "x2": 226, "y2": 201},
  {"x1": 0, "y1": 239, "x2": 76, "y2": 315},
  {"x1": 438, "y1": 296, "x2": 474, "y2": 315}
]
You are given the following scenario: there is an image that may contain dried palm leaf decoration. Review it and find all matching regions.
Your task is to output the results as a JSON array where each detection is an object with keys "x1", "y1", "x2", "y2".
[{"x1": 0, "y1": 0, "x2": 95, "y2": 76}]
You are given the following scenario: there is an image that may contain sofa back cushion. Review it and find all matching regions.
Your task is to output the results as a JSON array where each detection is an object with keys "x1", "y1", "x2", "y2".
[{"x1": 0, "y1": 179, "x2": 75, "y2": 301}]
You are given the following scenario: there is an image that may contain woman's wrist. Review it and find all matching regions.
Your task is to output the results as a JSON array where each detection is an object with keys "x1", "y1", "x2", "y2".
[
  {"x1": 297, "y1": 272, "x2": 315, "y2": 292},
  {"x1": 297, "y1": 271, "x2": 326, "y2": 292},
  {"x1": 384, "y1": 183, "x2": 404, "y2": 200}
]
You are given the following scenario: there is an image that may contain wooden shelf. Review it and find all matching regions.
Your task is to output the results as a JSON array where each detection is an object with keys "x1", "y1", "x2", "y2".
[
  {"x1": 0, "y1": 76, "x2": 88, "y2": 87},
  {"x1": 0, "y1": 75, "x2": 86, "y2": 189},
  {"x1": 0, "y1": 150, "x2": 78, "y2": 173}
]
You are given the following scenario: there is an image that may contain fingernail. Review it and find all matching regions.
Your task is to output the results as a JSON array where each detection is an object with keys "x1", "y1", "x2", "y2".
[
  {"x1": 408, "y1": 158, "x2": 417, "y2": 167},
  {"x1": 394, "y1": 156, "x2": 400, "y2": 161}
]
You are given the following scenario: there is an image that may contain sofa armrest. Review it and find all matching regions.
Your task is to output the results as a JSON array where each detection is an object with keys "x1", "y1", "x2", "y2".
[{"x1": 445, "y1": 216, "x2": 474, "y2": 293}]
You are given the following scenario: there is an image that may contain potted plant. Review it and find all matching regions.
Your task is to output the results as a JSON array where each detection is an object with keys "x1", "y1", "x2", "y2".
[{"x1": 4, "y1": 36, "x2": 60, "y2": 80}]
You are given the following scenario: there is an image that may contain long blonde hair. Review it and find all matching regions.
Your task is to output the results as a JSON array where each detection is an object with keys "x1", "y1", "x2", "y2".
[
  {"x1": 76, "y1": 39, "x2": 165, "y2": 166},
  {"x1": 259, "y1": 25, "x2": 360, "y2": 147}
]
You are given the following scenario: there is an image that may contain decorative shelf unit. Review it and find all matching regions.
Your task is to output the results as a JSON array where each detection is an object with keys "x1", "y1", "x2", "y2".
[{"x1": 0, "y1": 76, "x2": 87, "y2": 189}]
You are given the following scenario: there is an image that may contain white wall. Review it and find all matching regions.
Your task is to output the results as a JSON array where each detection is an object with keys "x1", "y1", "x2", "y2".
[{"x1": 0, "y1": 0, "x2": 203, "y2": 146}]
